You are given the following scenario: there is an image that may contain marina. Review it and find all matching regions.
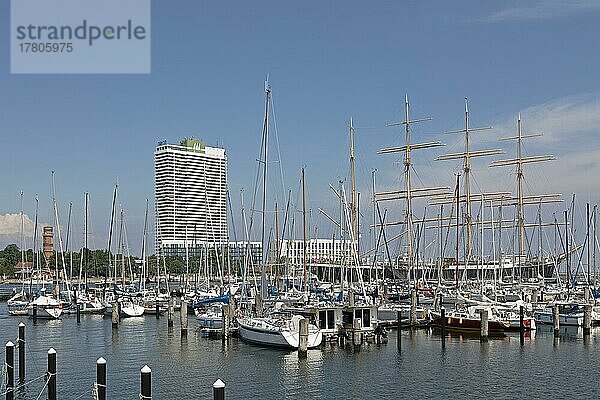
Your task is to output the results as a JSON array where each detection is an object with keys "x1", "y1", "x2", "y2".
[{"x1": 2, "y1": 82, "x2": 600, "y2": 397}]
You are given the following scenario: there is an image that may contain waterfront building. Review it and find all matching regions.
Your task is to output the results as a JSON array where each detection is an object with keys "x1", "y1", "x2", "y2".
[
  {"x1": 155, "y1": 138, "x2": 227, "y2": 258},
  {"x1": 279, "y1": 238, "x2": 354, "y2": 265},
  {"x1": 228, "y1": 241, "x2": 262, "y2": 271}
]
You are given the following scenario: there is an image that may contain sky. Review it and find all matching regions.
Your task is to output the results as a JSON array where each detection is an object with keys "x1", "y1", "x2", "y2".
[{"x1": 1, "y1": 0, "x2": 600, "y2": 254}]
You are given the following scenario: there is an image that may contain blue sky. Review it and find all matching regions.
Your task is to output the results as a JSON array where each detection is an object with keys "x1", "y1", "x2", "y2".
[{"x1": 1, "y1": 0, "x2": 600, "y2": 253}]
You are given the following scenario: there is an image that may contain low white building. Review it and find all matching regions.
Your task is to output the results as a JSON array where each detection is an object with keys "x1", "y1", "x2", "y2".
[{"x1": 279, "y1": 238, "x2": 355, "y2": 265}]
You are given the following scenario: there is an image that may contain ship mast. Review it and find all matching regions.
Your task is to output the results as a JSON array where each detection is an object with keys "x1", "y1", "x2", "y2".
[
  {"x1": 437, "y1": 99, "x2": 503, "y2": 263},
  {"x1": 260, "y1": 79, "x2": 271, "y2": 299},
  {"x1": 377, "y1": 95, "x2": 446, "y2": 285},
  {"x1": 302, "y1": 167, "x2": 308, "y2": 295},
  {"x1": 490, "y1": 113, "x2": 558, "y2": 280},
  {"x1": 350, "y1": 118, "x2": 357, "y2": 244}
]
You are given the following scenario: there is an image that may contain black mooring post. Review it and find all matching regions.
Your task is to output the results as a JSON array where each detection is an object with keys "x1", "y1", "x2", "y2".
[
  {"x1": 396, "y1": 310, "x2": 402, "y2": 351},
  {"x1": 141, "y1": 365, "x2": 151, "y2": 399},
  {"x1": 47, "y1": 348, "x2": 57, "y2": 400},
  {"x1": 6, "y1": 341, "x2": 14, "y2": 400},
  {"x1": 213, "y1": 379, "x2": 225, "y2": 400},
  {"x1": 18, "y1": 323, "x2": 25, "y2": 383},
  {"x1": 96, "y1": 357, "x2": 106, "y2": 400}
]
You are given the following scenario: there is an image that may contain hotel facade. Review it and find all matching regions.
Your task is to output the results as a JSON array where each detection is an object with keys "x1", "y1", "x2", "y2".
[{"x1": 155, "y1": 138, "x2": 227, "y2": 257}]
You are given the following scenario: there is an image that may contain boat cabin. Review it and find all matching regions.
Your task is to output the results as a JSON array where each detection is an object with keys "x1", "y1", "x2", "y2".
[{"x1": 312, "y1": 304, "x2": 378, "y2": 337}]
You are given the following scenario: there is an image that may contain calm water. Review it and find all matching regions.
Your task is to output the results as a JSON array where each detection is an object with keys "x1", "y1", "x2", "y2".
[{"x1": 1, "y1": 302, "x2": 599, "y2": 399}]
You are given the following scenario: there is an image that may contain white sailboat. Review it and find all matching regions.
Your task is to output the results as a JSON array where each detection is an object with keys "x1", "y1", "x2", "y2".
[
  {"x1": 195, "y1": 304, "x2": 223, "y2": 329},
  {"x1": 7, "y1": 291, "x2": 29, "y2": 316},
  {"x1": 238, "y1": 314, "x2": 322, "y2": 349},
  {"x1": 28, "y1": 290, "x2": 62, "y2": 319},
  {"x1": 120, "y1": 298, "x2": 145, "y2": 317}
]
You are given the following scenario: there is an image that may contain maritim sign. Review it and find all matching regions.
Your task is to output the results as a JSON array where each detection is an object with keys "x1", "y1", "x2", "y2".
[{"x1": 10, "y1": 0, "x2": 151, "y2": 74}]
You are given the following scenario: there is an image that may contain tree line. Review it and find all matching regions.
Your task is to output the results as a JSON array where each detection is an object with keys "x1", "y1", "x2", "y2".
[{"x1": 0, "y1": 244, "x2": 244, "y2": 278}]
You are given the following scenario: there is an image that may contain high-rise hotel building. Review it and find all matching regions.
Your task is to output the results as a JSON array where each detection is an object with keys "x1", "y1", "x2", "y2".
[{"x1": 155, "y1": 138, "x2": 227, "y2": 257}]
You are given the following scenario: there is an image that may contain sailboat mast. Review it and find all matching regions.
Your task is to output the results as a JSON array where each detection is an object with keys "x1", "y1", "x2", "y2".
[
  {"x1": 66, "y1": 202, "x2": 72, "y2": 281},
  {"x1": 350, "y1": 118, "x2": 358, "y2": 261},
  {"x1": 31, "y1": 195, "x2": 39, "y2": 294},
  {"x1": 51, "y1": 171, "x2": 70, "y2": 296},
  {"x1": 371, "y1": 169, "x2": 377, "y2": 280},
  {"x1": 587, "y1": 203, "x2": 591, "y2": 285},
  {"x1": 79, "y1": 193, "x2": 88, "y2": 290},
  {"x1": 517, "y1": 114, "x2": 525, "y2": 263},
  {"x1": 565, "y1": 209, "x2": 569, "y2": 286},
  {"x1": 594, "y1": 205, "x2": 597, "y2": 286},
  {"x1": 185, "y1": 225, "x2": 189, "y2": 288},
  {"x1": 275, "y1": 201, "x2": 279, "y2": 291},
  {"x1": 20, "y1": 191, "x2": 25, "y2": 290},
  {"x1": 85, "y1": 192, "x2": 88, "y2": 275},
  {"x1": 141, "y1": 199, "x2": 148, "y2": 291},
  {"x1": 302, "y1": 167, "x2": 308, "y2": 295},
  {"x1": 463, "y1": 100, "x2": 473, "y2": 262},
  {"x1": 260, "y1": 79, "x2": 271, "y2": 299},
  {"x1": 455, "y1": 173, "x2": 460, "y2": 289},
  {"x1": 105, "y1": 185, "x2": 118, "y2": 292},
  {"x1": 120, "y1": 209, "x2": 125, "y2": 288},
  {"x1": 402, "y1": 96, "x2": 415, "y2": 287}
]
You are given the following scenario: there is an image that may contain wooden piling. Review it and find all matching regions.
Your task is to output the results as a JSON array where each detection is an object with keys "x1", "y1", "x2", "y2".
[
  {"x1": 140, "y1": 365, "x2": 151, "y2": 399},
  {"x1": 519, "y1": 305, "x2": 524, "y2": 345},
  {"x1": 410, "y1": 290, "x2": 417, "y2": 327},
  {"x1": 255, "y1": 292, "x2": 263, "y2": 317},
  {"x1": 18, "y1": 323, "x2": 25, "y2": 383},
  {"x1": 519, "y1": 306, "x2": 524, "y2": 332},
  {"x1": 47, "y1": 348, "x2": 57, "y2": 400},
  {"x1": 96, "y1": 357, "x2": 106, "y2": 400},
  {"x1": 480, "y1": 309, "x2": 489, "y2": 342},
  {"x1": 353, "y1": 318, "x2": 362, "y2": 349},
  {"x1": 213, "y1": 379, "x2": 225, "y2": 400},
  {"x1": 6, "y1": 341, "x2": 14, "y2": 400},
  {"x1": 298, "y1": 318, "x2": 308, "y2": 358},
  {"x1": 441, "y1": 307, "x2": 446, "y2": 337},
  {"x1": 396, "y1": 311, "x2": 401, "y2": 351},
  {"x1": 441, "y1": 308, "x2": 446, "y2": 348},
  {"x1": 76, "y1": 303, "x2": 81, "y2": 324},
  {"x1": 584, "y1": 304, "x2": 592, "y2": 335},
  {"x1": 553, "y1": 304, "x2": 560, "y2": 337},
  {"x1": 180, "y1": 300, "x2": 188, "y2": 338},
  {"x1": 32, "y1": 304, "x2": 37, "y2": 323},
  {"x1": 155, "y1": 300, "x2": 160, "y2": 319},
  {"x1": 167, "y1": 300, "x2": 174, "y2": 328},
  {"x1": 221, "y1": 304, "x2": 230, "y2": 342},
  {"x1": 111, "y1": 301, "x2": 119, "y2": 328}
]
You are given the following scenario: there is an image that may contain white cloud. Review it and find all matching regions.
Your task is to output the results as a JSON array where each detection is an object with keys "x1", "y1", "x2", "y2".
[
  {"x1": 476, "y1": 94, "x2": 600, "y2": 203},
  {"x1": 0, "y1": 213, "x2": 35, "y2": 237},
  {"x1": 480, "y1": 0, "x2": 600, "y2": 22},
  {"x1": 489, "y1": 94, "x2": 600, "y2": 146}
]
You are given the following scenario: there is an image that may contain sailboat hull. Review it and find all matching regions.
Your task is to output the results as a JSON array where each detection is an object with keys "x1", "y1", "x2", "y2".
[{"x1": 238, "y1": 316, "x2": 323, "y2": 349}]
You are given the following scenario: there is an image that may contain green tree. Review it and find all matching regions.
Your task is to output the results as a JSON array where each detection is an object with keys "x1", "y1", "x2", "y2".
[{"x1": 2, "y1": 244, "x2": 20, "y2": 267}]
